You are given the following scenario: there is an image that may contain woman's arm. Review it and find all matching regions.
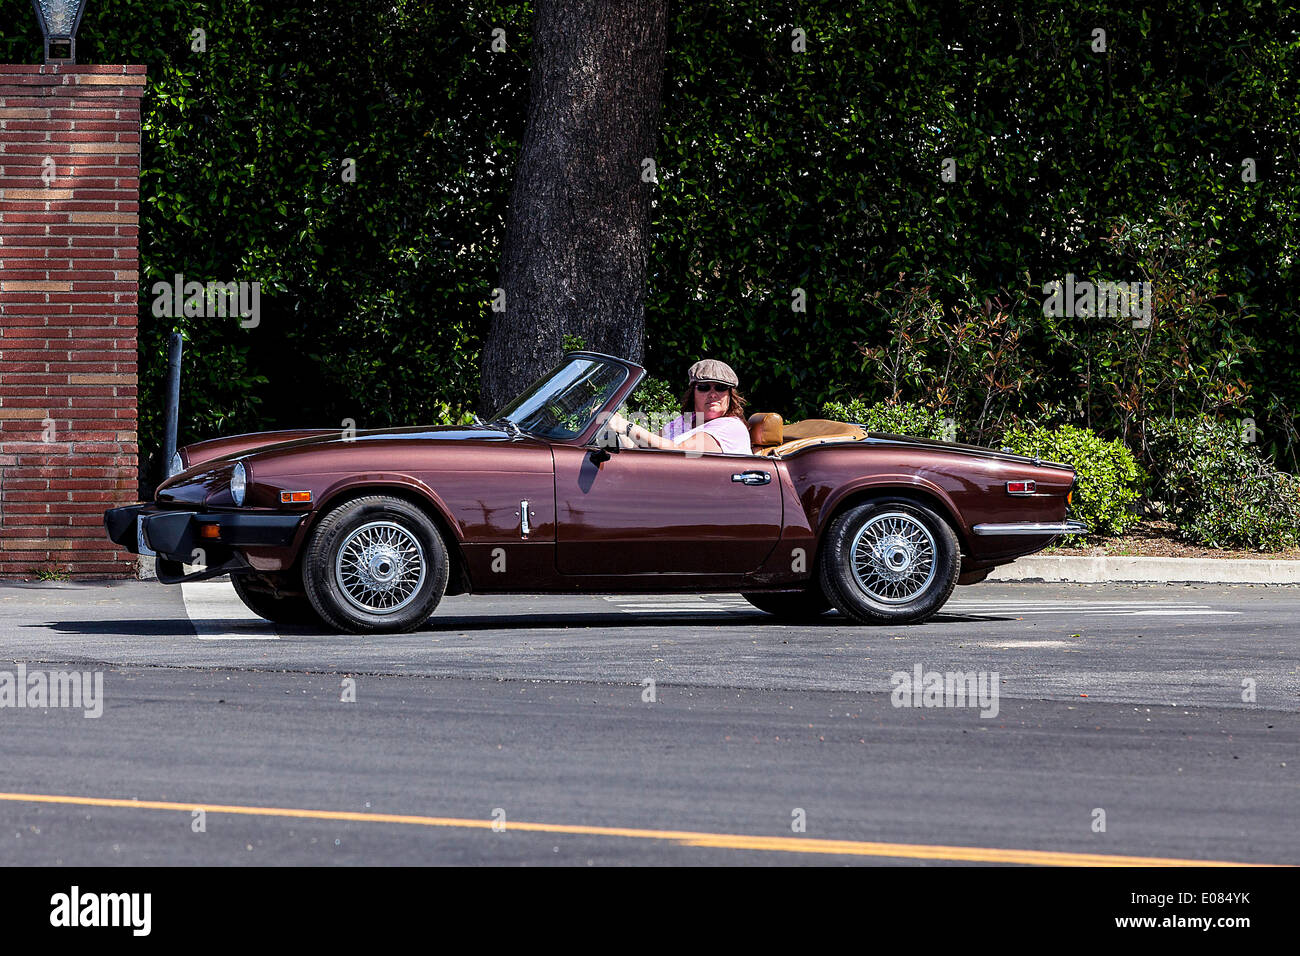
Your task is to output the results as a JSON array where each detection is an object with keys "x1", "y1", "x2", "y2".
[{"x1": 605, "y1": 413, "x2": 722, "y2": 454}]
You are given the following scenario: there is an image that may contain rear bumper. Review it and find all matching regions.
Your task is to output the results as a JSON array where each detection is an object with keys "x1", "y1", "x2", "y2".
[
  {"x1": 104, "y1": 504, "x2": 305, "y2": 581},
  {"x1": 972, "y1": 520, "x2": 1090, "y2": 536}
]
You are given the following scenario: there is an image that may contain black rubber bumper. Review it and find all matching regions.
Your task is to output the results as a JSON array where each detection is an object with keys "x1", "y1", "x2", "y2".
[{"x1": 104, "y1": 504, "x2": 305, "y2": 560}]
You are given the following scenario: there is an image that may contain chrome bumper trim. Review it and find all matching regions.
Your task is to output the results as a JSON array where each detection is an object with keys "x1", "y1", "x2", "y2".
[{"x1": 972, "y1": 520, "x2": 1090, "y2": 536}]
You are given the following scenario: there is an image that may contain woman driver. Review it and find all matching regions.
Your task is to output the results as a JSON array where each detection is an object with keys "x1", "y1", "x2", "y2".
[{"x1": 606, "y1": 359, "x2": 752, "y2": 455}]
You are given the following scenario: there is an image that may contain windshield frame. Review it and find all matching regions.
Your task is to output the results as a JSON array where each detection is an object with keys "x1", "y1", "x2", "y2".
[{"x1": 491, "y1": 351, "x2": 644, "y2": 445}]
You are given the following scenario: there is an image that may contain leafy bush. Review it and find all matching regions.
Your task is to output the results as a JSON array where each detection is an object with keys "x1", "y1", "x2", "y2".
[
  {"x1": 821, "y1": 399, "x2": 949, "y2": 441},
  {"x1": 626, "y1": 375, "x2": 681, "y2": 433},
  {"x1": 1000, "y1": 425, "x2": 1143, "y2": 537},
  {"x1": 1145, "y1": 418, "x2": 1300, "y2": 551},
  {"x1": 428, "y1": 401, "x2": 477, "y2": 427},
  {"x1": 850, "y1": 275, "x2": 1040, "y2": 445}
]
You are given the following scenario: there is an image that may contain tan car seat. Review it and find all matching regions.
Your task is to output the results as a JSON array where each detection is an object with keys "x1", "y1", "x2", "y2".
[
  {"x1": 747, "y1": 412, "x2": 784, "y2": 454},
  {"x1": 748, "y1": 415, "x2": 866, "y2": 457}
]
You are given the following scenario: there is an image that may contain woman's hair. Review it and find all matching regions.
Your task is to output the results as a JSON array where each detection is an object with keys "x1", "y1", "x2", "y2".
[{"x1": 679, "y1": 384, "x2": 748, "y2": 426}]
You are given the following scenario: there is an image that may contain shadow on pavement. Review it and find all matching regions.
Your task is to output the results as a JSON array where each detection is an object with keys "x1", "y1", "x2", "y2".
[
  {"x1": 32, "y1": 610, "x2": 1012, "y2": 639},
  {"x1": 32, "y1": 619, "x2": 196, "y2": 637}
]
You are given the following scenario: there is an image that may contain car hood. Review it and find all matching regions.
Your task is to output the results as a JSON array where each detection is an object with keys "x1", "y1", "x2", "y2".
[{"x1": 180, "y1": 424, "x2": 525, "y2": 469}]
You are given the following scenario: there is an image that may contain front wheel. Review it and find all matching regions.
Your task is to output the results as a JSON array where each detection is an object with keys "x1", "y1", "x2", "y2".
[
  {"x1": 818, "y1": 499, "x2": 960, "y2": 625},
  {"x1": 230, "y1": 572, "x2": 320, "y2": 626},
  {"x1": 741, "y1": 589, "x2": 833, "y2": 621},
  {"x1": 302, "y1": 495, "x2": 449, "y2": 633}
]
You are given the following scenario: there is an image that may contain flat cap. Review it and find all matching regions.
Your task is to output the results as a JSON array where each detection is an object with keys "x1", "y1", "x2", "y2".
[{"x1": 687, "y1": 358, "x2": 739, "y2": 387}]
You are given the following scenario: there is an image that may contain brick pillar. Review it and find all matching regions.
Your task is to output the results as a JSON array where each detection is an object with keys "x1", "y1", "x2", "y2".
[{"x1": 0, "y1": 65, "x2": 145, "y2": 579}]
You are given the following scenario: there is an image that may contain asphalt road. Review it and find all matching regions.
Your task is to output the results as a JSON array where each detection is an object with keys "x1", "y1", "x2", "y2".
[{"x1": 0, "y1": 579, "x2": 1296, "y2": 865}]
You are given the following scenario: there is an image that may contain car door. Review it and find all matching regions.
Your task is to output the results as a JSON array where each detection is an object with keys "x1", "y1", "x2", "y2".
[{"x1": 552, "y1": 443, "x2": 784, "y2": 575}]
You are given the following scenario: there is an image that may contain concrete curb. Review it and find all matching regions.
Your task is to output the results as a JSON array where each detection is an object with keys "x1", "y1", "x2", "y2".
[{"x1": 989, "y1": 555, "x2": 1300, "y2": 584}]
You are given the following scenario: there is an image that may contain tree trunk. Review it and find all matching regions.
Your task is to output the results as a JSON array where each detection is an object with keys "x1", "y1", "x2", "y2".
[{"x1": 479, "y1": 0, "x2": 669, "y2": 413}]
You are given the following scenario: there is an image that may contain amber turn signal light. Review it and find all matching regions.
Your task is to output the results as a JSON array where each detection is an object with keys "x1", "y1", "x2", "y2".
[
  {"x1": 198, "y1": 523, "x2": 221, "y2": 539},
  {"x1": 280, "y1": 490, "x2": 312, "y2": 503}
]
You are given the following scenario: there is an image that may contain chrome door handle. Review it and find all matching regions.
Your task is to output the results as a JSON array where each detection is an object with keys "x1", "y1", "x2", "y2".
[{"x1": 731, "y1": 471, "x2": 771, "y2": 485}]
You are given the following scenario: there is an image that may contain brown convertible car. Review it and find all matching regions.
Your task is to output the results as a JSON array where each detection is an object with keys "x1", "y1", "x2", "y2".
[{"x1": 105, "y1": 351, "x2": 1086, "y2": 632}]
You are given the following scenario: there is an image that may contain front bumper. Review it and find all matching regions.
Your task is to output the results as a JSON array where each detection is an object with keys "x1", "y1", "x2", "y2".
[{"x1": 104, "y1": 504, "x2": 306, "y2": 583}]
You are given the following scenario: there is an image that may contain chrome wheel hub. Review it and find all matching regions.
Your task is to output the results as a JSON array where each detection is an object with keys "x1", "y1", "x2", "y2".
[
  {"x1": 334, "y1": 521, "x2": 426, "y2": 615},
  {"x1": 850, "y1": 512, "x2": 937, "y2": 604}
]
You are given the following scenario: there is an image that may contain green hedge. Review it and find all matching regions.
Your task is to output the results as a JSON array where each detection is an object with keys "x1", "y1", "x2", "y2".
[
  {"x1": 1145, "y1": 418, "x2": 1300, "y2": 551},
  {"x1": 1001, "y1": 425, "x2": 1143, "y2": 537},
  {"x1": 5, "y1": 0, "x2": 1299, "y2": 485},
  {"x1": 821, "y1": 399, "x2": 949, "y2": 441}
]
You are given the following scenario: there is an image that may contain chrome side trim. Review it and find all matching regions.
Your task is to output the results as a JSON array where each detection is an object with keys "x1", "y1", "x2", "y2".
[{"x1": 972, "y1": 520, "x2": 1090, "y2": 536}]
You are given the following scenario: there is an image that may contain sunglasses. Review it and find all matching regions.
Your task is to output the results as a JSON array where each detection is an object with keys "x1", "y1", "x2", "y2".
[{"x1": 693, "y1": 382, "x2": 731, "y2": 394}]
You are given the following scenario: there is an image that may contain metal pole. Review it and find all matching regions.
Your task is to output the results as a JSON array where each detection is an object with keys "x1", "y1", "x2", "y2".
[{"x1": 161, "y1": 333, "x2": 183, "y2": 479}]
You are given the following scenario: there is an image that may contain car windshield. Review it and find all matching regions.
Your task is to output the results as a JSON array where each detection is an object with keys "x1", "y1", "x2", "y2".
[{"x1": 492, "y1": 355, "x2": 631, "y2": 440}]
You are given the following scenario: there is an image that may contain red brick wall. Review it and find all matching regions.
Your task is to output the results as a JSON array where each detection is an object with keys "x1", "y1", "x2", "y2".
[{"x1": 0, "y1": 65, "x2": 145, "y2": 579}]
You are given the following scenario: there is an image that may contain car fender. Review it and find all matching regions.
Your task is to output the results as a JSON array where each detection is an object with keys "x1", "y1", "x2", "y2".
[
  {"x1": 311, "y1": 474, "x2": 466, "y2": 542},
  {"x1": 816, "y1": 474, "x2": 967, "y2": 547}
]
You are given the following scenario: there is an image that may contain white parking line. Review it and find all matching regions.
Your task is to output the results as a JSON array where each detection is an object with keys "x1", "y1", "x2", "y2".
[
  {"x1": 180, "y1": 579, "x2": 279, "y2": 640},
  {"x1": 947, "y1": 602, "x2": 1238, "y2": 616},
  {"x1": 1126, "y1": 609, "x2": 1239, "y2": 616}
]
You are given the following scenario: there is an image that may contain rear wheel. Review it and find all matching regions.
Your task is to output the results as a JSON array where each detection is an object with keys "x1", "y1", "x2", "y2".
[
  {"x1": 741, "y1": 589, "x2": 832, "y2": 621},
  {"x1": 818, "y1": 499, "x2": 960, "y2": 625},
  {"x1": 302, "y1": 495, "x2": 449, "y2": 633},
  {"x1": 230, "y1": 572, "x2": 320, "y2": 625}
]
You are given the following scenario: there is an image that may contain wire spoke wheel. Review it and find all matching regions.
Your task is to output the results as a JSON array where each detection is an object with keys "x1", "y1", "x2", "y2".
[
  {"x1": 849, "y1": 511, "x2": 937, "y2": 605},
  {"x1": 333, "y1": 520, "x2": 427, "y2": 615}
]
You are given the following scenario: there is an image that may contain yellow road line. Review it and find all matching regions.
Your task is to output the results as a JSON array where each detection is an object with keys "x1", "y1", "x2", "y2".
[{"x1": 0, "y1": 791, "x2": 1278, "y2": 866}]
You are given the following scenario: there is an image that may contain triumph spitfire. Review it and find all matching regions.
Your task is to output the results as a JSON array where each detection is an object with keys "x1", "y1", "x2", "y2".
[{"x1": 105, "y1": 351, "x2": 1086, "y2": 632}]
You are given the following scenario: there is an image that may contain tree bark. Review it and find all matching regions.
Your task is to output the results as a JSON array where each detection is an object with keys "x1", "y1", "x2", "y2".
[{"x1": 479, "y1": 0, "x2": 669, "y2": 413}]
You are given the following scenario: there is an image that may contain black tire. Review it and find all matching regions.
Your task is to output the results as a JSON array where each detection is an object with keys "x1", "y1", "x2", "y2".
[
  {"x1": 740, "y1": 589, "x2": 833, "y2": 621},
  {"x1": 818, "y1": 498, "x2": 960, "y2": 625},
  {"x1": 302, "y1": 495, "x2": 449, "y2": 634},
  {"x1": 230, "y1": 571, "x2": 320, "y2": 626}
]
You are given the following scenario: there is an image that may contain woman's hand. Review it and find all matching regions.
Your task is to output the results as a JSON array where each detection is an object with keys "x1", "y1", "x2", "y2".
[{"x1": 605, "y1": 412, "x2": 629, "y2": 435}]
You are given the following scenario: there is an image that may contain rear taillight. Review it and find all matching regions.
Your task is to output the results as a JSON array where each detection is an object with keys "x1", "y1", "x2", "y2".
[{"x1": 1006, "y1": 480, "x2": 1036, "y2": 496}]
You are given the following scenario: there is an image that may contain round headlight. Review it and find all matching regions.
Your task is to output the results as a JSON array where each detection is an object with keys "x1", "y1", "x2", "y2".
[
  {"x1": 167, "y1": 451, "x2": 183, "y2": 477},
  {"x1": 230, "y1": 461, "x2": 247, "y2": 506}
]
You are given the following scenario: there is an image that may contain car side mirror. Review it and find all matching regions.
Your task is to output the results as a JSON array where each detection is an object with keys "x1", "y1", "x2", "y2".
[{"x1": 589, "y1": 417, "x2": 624, "y2": 463}]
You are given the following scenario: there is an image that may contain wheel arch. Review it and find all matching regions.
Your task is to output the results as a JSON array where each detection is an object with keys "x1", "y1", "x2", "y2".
[
  {"x1": 818, "y1": 481, "x2": 970, "y2": 555},
  {"x1": 305, "y1": 480, "x2": 471, "y2": 596}
]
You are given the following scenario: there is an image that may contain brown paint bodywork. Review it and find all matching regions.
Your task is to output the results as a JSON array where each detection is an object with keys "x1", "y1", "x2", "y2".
[
  {"x1": 179, "y1": 428, "x2": 343, "y2": 469},
  {"x1": 145, "y1": 358, "x2": 1076, "y2": 594}
]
